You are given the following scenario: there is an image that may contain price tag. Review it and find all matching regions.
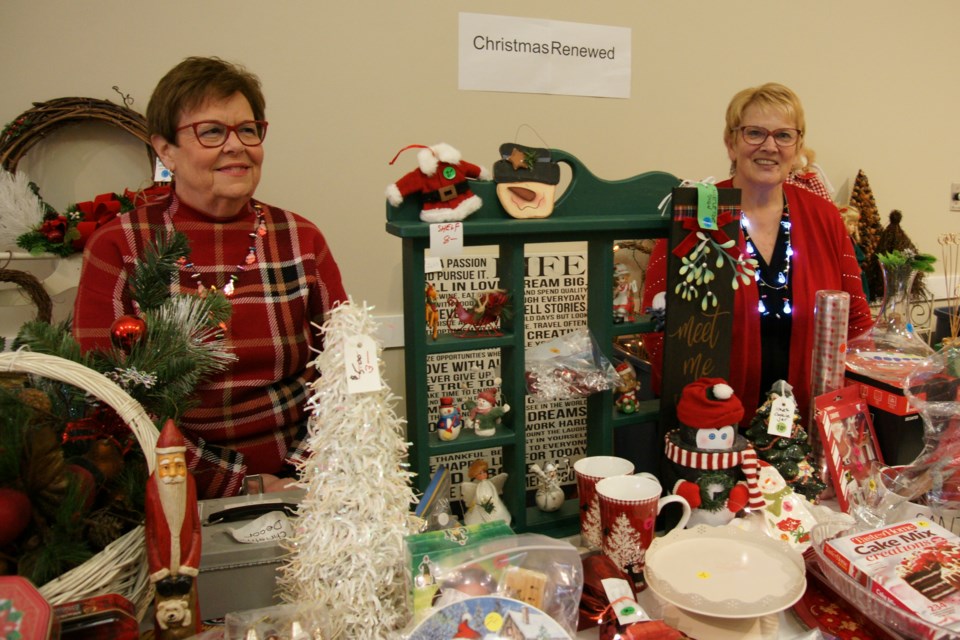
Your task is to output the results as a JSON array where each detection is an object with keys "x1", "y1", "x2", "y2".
[
  {"x1": 766, "y1": 394, "x2": 797, "y2": 438},
  {"x1": 429, "y1": 222, "x2": 464, "y2": 256},
  {"x1": 695, "y1": 182, "x2": 719, "y2": 230},
  {"x1": 601, "y1": 578, "x2": 649, "y2": 626},
  {"x1": 154, "y1": 157, "x2": 173, "y2": 182},
  {"x1": 345, "y1": 335, "x2": 382, "y2": 394},
  {"x1": 228, "y1": 511, "x2": 293, "y2": 544}
]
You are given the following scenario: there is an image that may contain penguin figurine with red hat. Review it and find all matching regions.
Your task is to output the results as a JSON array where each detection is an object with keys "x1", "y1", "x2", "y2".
[
  {"x1": 665, "y1": 377, "x2": 764, "y2": 527},
  {"x1": 386, "y1": 142, "x2": 491, "y2": 223}
]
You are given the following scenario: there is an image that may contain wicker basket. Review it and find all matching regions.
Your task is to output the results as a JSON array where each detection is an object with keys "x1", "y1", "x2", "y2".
[{"x1": 0, "y1": 350, "x2": 159, "y2": 619}]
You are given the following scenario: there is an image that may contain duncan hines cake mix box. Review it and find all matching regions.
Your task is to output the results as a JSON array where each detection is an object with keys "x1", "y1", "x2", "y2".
[{"x1": 823, "y1": 518, "x2": 960, "y2": 632}]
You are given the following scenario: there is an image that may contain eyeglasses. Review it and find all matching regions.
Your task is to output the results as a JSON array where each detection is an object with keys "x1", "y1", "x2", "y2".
[
  {"x1": 733, "y1": 126, "x2": 802, "y2": 147},
  {"x1": 175, "y1": 120, "x2": 268, "y2": 148}
]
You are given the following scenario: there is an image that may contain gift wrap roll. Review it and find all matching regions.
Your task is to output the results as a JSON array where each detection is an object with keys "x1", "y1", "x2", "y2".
[{"x1": 809, "y1": 290, "x2": 850, "y2": 492}]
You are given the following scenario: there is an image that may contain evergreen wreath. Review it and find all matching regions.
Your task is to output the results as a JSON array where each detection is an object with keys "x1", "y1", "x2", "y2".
[{"x1": 696, "y1": 470, "x2": 737, "y2": 512}]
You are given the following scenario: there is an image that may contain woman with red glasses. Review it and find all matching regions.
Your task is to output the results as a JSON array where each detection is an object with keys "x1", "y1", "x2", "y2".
[
  {"x1": 74, "y1": 56, "x2": 347, "y2": 498},
  {"x1": 642, "y1": 82, "x2": 872, "y2": 422}
]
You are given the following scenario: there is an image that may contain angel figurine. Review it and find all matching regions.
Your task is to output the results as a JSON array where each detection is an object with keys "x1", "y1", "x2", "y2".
[{"x1": 461, "y1": 459, "x2": 511, "y2": 526}]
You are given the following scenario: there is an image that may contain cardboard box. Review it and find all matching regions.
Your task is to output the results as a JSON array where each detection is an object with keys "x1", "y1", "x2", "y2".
[
  {"x1": 197, "y1": 489, "x2": 303, "y2": 620},
  {"x1": 845, "y1": 370, "x2": 923, "y2": 466}
]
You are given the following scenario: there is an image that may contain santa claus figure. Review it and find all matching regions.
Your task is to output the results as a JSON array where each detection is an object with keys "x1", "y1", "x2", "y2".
[
  {"x1": 145, "y1": 419, "x2": 202, "y2": 638},
  {"x1": 665, "y1": 377, "x2": 763, "y2": 526},
  {"x1": 386, "y1": 142, "x2": 491, "y2": 223}
]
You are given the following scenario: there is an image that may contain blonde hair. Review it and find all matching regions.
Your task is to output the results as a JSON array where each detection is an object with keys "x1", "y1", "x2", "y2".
[
  {"x1": 840, "y1": 206, "x2": 861, "y2": 241},
  {"x1": 724, "y1": 83, "x2": 806, "y2": 175}
]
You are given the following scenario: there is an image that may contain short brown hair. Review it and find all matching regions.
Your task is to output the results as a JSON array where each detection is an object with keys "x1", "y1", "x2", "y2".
[
  {"x1": 147, "y1": 56, "x2": 266, "y2": 144},
  {"x1": 723, "y1": 82, "x2": 806, "y2": 150}
]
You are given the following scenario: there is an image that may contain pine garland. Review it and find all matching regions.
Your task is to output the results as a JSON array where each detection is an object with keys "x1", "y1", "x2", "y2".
[
  {"x1": 15, "y1": 232, "x2": 234, "y2": 422},
  {"x1": 0, "y1": 234, "x2": 236, "y2": 585}
]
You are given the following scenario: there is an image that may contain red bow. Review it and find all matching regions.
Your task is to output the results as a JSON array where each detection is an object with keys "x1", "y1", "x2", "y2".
[
  {"x1": 72, "y1": 193, "x2": 126, "y2": 250},
  {"x1": 671, "y1": 209, "x2": 739, "y2": 259}
]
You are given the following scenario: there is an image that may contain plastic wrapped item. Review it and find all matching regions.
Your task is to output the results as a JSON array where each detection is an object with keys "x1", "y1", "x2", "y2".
[
  {"x1": 406, "y1": 533, "x2": 583, "y2": 637},
  {"x1": 525, "y1": 329, "x2": 620, "y2": 401},
  {"x1": 224, "y1": 603, "x2": 331, "y2": 639}
]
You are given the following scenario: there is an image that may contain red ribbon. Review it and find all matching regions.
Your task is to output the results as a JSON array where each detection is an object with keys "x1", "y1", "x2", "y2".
[{"x1": 670, "y1": 209, "x2": 740, "y2": 259}]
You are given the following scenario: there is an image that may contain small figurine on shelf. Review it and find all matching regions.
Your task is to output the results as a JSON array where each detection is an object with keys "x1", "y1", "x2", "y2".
[
  {"x1": 145, "y1": 419, "x2": 202, "y2": 639},
  {"x1": 665, "y1": 378, "x2": 764, "y2": 526},
  {"x1": 530, "y1": 459, "x2": 567, "y2": 512},
  {"x1": 614, "y1": 361, "x2": 641, "y2": 414},
  {"x1": 426, "y1": 281, "x2": 440, "y2": 341},
  {"x1": 613, "y1": 263, "x2": 638, "y2": 323},
  {"x1": 461, "y1": 459, "x2": 511, "y2": 526},
  {"x1": 436, "y1": 396, "x2": 462, "y2": 441},
  {"x1": 446, "y1": 288, "x2": 511, "y2": 338},
  {"x1": 386, "y1": 142, "x2": 491, "y2": 223},
  {"x1": 463, "y1": 380, "x2": 510, "y2": 437}
]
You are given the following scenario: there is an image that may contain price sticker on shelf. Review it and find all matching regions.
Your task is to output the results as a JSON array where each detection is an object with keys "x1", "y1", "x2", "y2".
[
  {"x1": 344, "y1": 335, "x2": 382, "y2": 394},
  {"x1": 429, "y1": 222, "x2": 464, "y2": 256}
]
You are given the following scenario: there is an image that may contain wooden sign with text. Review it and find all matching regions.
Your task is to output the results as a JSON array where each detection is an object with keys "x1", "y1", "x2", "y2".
[{"x1": 659, "y1": 186, "x2": 741, "y2": 435}]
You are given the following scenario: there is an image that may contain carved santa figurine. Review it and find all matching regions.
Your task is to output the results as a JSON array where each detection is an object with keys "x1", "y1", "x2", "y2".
[
  {"x1": 665, "y1": 377, "x2": 764, "y2": 526},
  {"x1": 145, "y1": 419, "x2": 202, "y2": 639},
  {"x1": 386, "y1": 142, "x2": 491, "y2": 223}
]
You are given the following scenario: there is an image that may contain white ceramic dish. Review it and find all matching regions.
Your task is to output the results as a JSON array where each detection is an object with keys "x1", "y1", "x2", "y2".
[{"x1": 644, "y1": 524, "x2": 806, "y2": 619}]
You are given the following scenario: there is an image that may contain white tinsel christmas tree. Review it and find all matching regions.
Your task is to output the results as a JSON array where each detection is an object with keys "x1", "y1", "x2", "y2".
[{"x1": 277, "y1": 300, "x2": 419, "y2": 638}]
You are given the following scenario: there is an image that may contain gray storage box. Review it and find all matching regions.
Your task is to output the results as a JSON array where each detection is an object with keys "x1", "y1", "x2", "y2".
[{"x1": 196, "y1": 489, "x2": 303, "y2": 620}]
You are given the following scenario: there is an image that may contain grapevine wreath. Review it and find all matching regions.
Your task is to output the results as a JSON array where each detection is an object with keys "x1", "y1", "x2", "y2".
[{"x1": 0, "y1": 92, "x2": 154, "y2": 173}]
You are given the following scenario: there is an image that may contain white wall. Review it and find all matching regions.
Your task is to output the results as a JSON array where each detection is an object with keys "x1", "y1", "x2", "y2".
[{"x1": 3, "y1": 1, "x2": 959, "y2": 406}]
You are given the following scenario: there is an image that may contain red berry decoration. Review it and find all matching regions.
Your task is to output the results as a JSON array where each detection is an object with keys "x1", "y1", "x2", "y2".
[
  {"x1": 0, "y1": 488, "x2": 32, "y2": 547},
  {"x1": 110, "y1": 315, "x2": 147, "y2": 353}
]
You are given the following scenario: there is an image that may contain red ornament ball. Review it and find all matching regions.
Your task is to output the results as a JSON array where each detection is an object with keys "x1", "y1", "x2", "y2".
[
  {"x1": 0, "y1": 488, "x2": 31, "y2": 547},
  {"x1": 110, "y1": 315, "x2": 147, "y2": 353}
]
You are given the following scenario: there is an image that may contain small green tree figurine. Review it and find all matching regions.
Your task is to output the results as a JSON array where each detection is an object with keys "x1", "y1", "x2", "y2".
[{"x1": 744, "y1": 380, "x2": 826, "y2": 502}]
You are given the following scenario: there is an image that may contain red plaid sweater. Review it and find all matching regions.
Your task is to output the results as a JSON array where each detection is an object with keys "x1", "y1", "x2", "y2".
[{"x1": 73, "y1": 193, "x2": 347, "y2": 498}]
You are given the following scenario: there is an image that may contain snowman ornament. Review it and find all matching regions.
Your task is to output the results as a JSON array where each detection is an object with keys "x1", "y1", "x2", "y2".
[{"x1": 666, "y1": 377, "x2": 764, "y2": 526}]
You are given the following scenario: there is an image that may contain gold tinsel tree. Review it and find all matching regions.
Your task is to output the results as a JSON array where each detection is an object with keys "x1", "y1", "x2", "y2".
[{"x1": 849, "y1": 170, "x2": 885, "y2": 301}]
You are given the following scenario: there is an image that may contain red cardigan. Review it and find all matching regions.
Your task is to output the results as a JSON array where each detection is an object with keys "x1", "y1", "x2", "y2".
[
  {"x1": 74, "y1": 193, "x2": 347, "y2": 497},
  {"x1": 642, "y1": 181, "x2": 873, "y2": 422}
]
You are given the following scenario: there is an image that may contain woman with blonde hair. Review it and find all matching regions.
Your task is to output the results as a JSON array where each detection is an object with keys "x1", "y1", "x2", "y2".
[{"x1": 643, "y1": 82, "x2": 872, "y2": 420}]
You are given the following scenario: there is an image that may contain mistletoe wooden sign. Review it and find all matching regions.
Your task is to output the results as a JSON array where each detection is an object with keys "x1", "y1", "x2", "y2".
[{"x1": 660, "y1": 185, "x2": 745, "y2": 429}]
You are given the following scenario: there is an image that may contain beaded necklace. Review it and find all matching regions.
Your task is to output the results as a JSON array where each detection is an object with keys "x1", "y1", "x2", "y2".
[
  {"x1": 741, "y1": 203, "x2": 792, "y2": 318},
  {"x1": 177, "y1": 202, "x2": 267, "y2": 297}
]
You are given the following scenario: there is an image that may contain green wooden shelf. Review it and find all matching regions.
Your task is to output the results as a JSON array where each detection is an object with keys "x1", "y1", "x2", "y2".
[{"x1": 387, "y1": 149, "x2": 678, "y2": 537}]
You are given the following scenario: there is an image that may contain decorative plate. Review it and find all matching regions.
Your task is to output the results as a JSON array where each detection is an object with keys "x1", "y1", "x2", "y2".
[
  {"x1": 644, "y1": 524, "x2": 806, "y2": 619},
  {"x1": 407, "y1": 595, "x2": 572, "y2": 640}
]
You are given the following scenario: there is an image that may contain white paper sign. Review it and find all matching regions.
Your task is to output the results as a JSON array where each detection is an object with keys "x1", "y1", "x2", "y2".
[
  {"x1": 345, "y1": 334, "x2": 382, "y2": 393},
  {"x1": 430, "y1": 222, "x2": 464, "y2": 257},
  {"x1": 228, "y1": 511, "x2": 293, "y2": 544},
  {"x1": 459, "y1": 13, "x2": 631, "y2": 98}
]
